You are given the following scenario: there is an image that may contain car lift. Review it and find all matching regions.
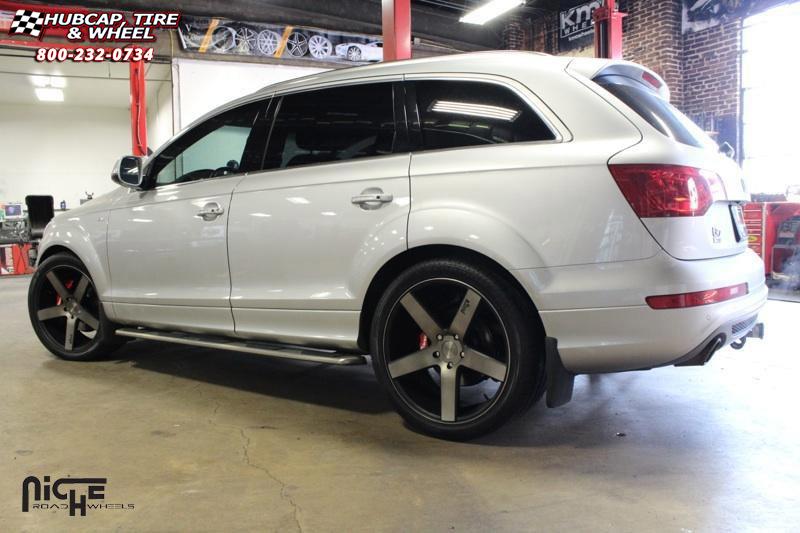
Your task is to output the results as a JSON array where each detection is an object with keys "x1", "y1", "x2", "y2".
[{"x1": 593, "y1": 0, "x2": 626, "y2": 59}]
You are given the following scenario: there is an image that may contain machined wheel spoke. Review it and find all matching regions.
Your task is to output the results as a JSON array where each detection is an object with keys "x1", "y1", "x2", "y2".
[
  {"x1": 78, "y1": 310, "x2": 100, "y2": 330},
  {"x1": 462, "y1": 347, "x2": 507, "y2": 382},
  {"x1": 400, "y1": 293, "x2": 441, "y2": 341},
  {"x1": 449, "y1": 289, "x2": 481, "y2": 338},
  {"x1": 388, "y1": 347, "x2": 436, "y2": 378},
  {"x1": 73, "y1": 275, "x2": 90, "y2": 304},
  {"x1": 440, "y1": 367, "x2": 459, "y2": 422},
  {"x1": 37, "y1": 306, "x2": 66, "y2": 321},
  {"x1": 46, "y1": 271, "x2": 70, "y2": 300},
  {"x1": 64, "y1": 316, "x2": 77, "y2": 350}
]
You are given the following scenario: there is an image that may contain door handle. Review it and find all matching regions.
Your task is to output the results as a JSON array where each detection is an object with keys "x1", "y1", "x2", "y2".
[
  {"x1": 196, "y1": 202, "x2": 224, "y2": 221},
  {"x1": 351, "y1": 188, "x2": 393, "y2": 210}
]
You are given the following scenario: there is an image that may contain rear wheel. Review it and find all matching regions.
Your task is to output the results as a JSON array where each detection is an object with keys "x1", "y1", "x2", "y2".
[
  {"x1": 371, "y1": 259, "x2": 545, "y2": 440},
  {"x1": 28, "y1": 253, "x2": 125, "y2": 361}
]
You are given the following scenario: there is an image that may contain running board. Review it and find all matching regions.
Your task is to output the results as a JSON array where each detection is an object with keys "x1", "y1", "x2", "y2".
[{"x1": 115, "y1": 328, "x2": 367, "y2": 366}]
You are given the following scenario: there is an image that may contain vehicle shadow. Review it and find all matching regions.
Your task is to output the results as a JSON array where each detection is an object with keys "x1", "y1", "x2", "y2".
[
  {"x1": 56, "y1": 339, "x2": 718, "y2": 451},
  {"x1": 108, "y1": 339, "x2": 393, "y2": 415}
]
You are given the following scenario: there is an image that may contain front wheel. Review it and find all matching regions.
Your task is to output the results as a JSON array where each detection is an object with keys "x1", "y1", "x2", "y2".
[
  {"x1": 371, "y1": 259, "x2": 545, "y2": 440},
  {"x1": 28, "y1": 253, "x2": 125, "y2": 361}
]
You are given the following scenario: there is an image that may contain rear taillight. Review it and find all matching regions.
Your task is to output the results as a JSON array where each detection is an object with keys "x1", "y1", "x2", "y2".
[
  {"x1": 609, "y1": 164, "x2": 727, "y2": 217},
  {"x1": 646, "y1": 283, "x2": 748, "y2": 309}
]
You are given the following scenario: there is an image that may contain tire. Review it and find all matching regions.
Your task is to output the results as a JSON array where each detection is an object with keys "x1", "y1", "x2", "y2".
[
  {"x1": 28, "y1": 253, "x2": 125, "y2": 361},
  {"x1": 371, "y1": 259, "x2": 546, "y2": 440}
]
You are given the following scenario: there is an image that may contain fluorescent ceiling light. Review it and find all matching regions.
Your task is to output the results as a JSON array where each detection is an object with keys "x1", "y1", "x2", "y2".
[
  {"x1": 460, "y1": 0, "x2": 525, "y2": 25},
  {"x1": 31, "y1": 75, "x2": 67, "y2": 88},
  {"x1": 35, "y1": 88, "x2": 64, "y2": 102},
  {"x1": 430, "y1": 100, "x2": 521, "y2": 121}
]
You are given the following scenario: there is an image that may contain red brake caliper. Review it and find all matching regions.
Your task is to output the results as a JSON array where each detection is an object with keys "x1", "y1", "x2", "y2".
[
  {"x1": 55, "y1": 278, "x2": 75, "y2": 306},
  {"x1": 418, "y1": 332, "x2": 429, "y2": 350}
]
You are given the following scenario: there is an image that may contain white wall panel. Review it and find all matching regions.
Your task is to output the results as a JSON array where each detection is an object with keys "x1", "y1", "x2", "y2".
[
  {"x1": 172, "y1": 58, "x2": 327, "y2": 129},
  {"x1": 0, "y1": 103, "x2": 129, "y2": 209}
]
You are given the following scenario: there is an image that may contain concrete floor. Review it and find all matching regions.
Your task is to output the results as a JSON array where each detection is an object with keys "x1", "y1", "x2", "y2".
[{"x1": 2, "y1": 275, "x2": 799, "y2": 532}]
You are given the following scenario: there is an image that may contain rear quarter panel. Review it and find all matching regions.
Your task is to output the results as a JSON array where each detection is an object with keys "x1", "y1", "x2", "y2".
[{"x1": 408, "y1": 70, "x2": 659, "y2": 271}]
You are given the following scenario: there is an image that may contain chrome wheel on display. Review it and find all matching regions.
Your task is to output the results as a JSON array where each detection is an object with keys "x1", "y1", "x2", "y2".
[
  {"x1": 371, "y1": 259, "x2": 545, "y2": 440},
  {"x1": 257, "y1": 29, "x2": 280, "y2": 55},
  {"x1": 308, "y1": 35, "x2": 333, "y2": 58},
  {"x1": 286, "y1": 32, "x2": 309, "y2": 57},
  {"x1": 236, "y1": 26, "x2": 258, "y2": 54},
  {"x1": 28, "y1": 253, "x2": 125, "y2": 361},
  {"x1": 210, "y1": 25, "x2": 238, "y2": 53}
]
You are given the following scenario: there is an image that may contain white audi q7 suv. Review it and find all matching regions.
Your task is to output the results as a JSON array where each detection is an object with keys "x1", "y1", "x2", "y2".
[{"x1": 28, "y1": 52, "x2": 766, "y2": 439}]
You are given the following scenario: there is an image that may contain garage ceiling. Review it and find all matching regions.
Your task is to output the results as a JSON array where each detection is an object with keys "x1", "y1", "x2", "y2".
[{"x1": 0, "y1": 52, "x2": 170, "y2": 108}]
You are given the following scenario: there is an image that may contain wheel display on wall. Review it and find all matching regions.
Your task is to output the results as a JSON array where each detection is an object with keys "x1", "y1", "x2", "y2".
[
  {"x1": 308, "y1": 35, "x2": 333, "y2": 59},
  {"x1": 286, "y1": 31, "x2": 309, "y2": 57},
  {"x1": 236, "y1": 26, "x2": 258, "y2": 54},
  {"x1": 346, "y1": 45, "x2": 362, "y2": 62},
  {"x1": 256, "y1": 29, "x2": 281, "y2": 55},
  {"x1": 209, "y1": 25, "x2": 238, "y2": 53}
]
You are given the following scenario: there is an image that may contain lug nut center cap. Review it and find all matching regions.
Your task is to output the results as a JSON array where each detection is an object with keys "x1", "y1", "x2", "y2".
[{"x1": 441, "y1": 338, "x2": 462, "y2": 362}]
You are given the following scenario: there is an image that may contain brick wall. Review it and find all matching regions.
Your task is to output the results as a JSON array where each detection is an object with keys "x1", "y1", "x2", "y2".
[
  {"x1": 501, "y1": 14, "x2": 529, "y2": 50},
  {"x1": 619, "y1": 0, "x2": 684, "y2": 107},
  {"x1": 526, "y1": 1, "x2": 748, "y2": 150},
  {"x1": 682, "y1": 18, "x2": 741, "y2": 118}
]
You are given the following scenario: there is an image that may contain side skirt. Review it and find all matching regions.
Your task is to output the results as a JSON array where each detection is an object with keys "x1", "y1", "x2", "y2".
[{"x1": 115, "y1": 328, "x2": 367, "y2": 366}]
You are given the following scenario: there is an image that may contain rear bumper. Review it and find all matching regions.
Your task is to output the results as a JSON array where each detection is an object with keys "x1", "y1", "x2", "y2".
[{"x1": 514, "y1": 249, "x2": 768, "y2": 373}]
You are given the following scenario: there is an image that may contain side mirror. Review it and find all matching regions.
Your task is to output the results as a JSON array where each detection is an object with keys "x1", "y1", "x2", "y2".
[
  {"x1": 719, "y1": 141, "x2": 736, "y2": 160},
  {"x1": 111, "y1": 156, "x2": 145, "y2": 189}
]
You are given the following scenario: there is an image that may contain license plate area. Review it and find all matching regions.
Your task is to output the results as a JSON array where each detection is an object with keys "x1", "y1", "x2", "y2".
[{"x1": 730, "y1": 204, "x2": 747, "y2": 243}]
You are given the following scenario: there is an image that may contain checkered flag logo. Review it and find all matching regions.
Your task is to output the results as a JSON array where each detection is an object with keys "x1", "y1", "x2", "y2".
[{"x1": 10, "y1": 9, "x2": 44, "y2": 38}]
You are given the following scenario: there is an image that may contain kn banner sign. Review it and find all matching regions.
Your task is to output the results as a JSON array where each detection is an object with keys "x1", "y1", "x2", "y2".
[{"x1": 558, "y1": 0, "x2": 601, "y2": 53}]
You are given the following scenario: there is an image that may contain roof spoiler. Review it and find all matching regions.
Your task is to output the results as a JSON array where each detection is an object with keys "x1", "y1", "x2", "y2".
[{"x1": 566, "y1": 57, "x2": 670, "y2": 102}]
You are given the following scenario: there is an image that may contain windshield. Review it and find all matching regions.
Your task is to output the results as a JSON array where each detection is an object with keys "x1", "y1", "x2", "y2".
[{"x1": 595, "y1": 74, "x2": 718, "y2": 151}]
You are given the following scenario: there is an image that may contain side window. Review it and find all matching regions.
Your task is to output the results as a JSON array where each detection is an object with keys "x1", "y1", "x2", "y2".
[
  {"x1": 149, "y1": 101, "x2": 265, "y2": 186},
  {"x1": 264, "y1": 83, "x2": 395, "y2": 170},
  {"x1": 413, "y1": 80, "x2": 555, "y2": 151}
]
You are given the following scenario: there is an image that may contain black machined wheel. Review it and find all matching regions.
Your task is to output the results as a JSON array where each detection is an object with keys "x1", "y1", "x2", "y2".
[
  {"x1": 28, "y1": 253, "x2": 124, "y2": 361},
  {"x1": 286, "y1": 32, "x2": 309, "y2": 57},
  {"x1": 372, "y1": 259, "x2": 545, "y2": 440}
]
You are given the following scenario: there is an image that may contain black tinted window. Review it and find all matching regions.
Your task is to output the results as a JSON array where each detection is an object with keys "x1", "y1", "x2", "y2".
[
  {"x1": 595, "y1": 75, "x2": 717, "y2": 150},
  {"x1": 264, "y1": 83, "x2": 396, "y2": 169},
  {"x1": 413, "y1": 80, "x2": 555, "y2": 151},
  {"x1": 149, "y1": 101, "x2": 265, "y2": 186}
]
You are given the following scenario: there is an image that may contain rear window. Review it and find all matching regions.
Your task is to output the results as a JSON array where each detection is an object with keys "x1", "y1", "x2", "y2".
[
  {"x1": 413, "y1": 80, "x2": 555, "y2": 151},
  {"x1": 595, "y1": 75, "x2": 718, "y2": 151}
]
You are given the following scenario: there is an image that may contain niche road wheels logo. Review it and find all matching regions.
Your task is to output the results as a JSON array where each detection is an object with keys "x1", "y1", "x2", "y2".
[{"x1": 22, "y1": 476, "x2": 135, "y2": 517}]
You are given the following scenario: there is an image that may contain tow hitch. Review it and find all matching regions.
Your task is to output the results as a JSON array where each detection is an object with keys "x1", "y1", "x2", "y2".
[{"x1": 731, "y1": 322, "x2": 765, "y2": 350}]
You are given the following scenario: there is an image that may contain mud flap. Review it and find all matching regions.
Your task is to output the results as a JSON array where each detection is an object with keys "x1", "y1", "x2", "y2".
[{"x1": 545, "y1": 337, "x2": 575, "y2": 408}]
